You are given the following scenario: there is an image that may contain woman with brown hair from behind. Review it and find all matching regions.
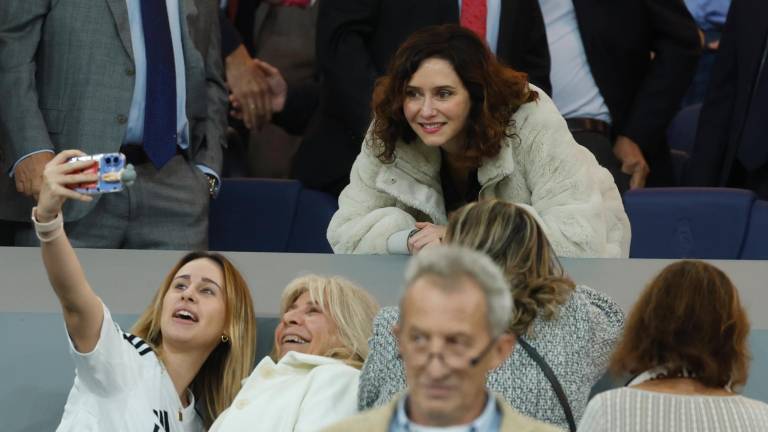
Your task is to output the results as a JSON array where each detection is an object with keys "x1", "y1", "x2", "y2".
[
  {"x1": 579, "y1": 260, "x2": 768, "y2": 431},
  {"x1": 358, "y1": 199, "x2": 625, "y2": 431}
]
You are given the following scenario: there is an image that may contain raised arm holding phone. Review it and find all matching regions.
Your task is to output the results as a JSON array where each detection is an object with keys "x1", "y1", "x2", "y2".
[{"x1": 35, "y1": 150, "x2": 257, "y2": 431}]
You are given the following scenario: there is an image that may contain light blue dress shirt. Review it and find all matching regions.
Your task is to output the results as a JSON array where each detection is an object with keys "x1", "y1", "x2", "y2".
[
  {"x1": 683, "y1": 0, "x2": 730, "y2": 31},
  {"x1": 389, "y1": 392, "x2": 501, "y2": 432},
  {"x1": 458, "y1": 0, "x2": 501, "y2": 55},
  {"x1": 11, "y1": 0, "x2": 218, "y2": 183}
]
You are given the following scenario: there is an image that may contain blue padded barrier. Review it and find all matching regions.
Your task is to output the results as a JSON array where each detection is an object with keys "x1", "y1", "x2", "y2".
[
  {"x1": 209, "y1": 178, "x2": 302, "y2": 252},
  {"x1": 624, "y1": 188, "x2": 756, "y2": 259},
  {"x1": 741, "y1": 200, "x2": 768, "y2": 259}
]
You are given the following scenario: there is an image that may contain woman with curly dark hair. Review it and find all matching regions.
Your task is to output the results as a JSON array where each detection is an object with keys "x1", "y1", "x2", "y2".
[
  {"x1": 327, "y1": 24, "x2": 630, "y2": 258},
  {"x1": 579, "y1": 260, "x2": 768, "y2": 431}
]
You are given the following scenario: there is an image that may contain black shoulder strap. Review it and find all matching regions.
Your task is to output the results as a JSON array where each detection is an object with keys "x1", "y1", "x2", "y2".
[{"x1": 517, "y1": 336, "x2": 577, "y2": 432}]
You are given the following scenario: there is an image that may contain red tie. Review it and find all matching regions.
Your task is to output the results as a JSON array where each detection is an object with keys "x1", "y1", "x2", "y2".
[
  {"x1": 460, "y1": 0, "x2": 487, "y2": 40},
  {"x1": 227, "y1": 0, "x2": 239, "y2": 20}
]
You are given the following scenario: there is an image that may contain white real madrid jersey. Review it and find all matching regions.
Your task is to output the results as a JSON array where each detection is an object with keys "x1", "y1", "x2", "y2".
[{"x1": 56, "y1": 303, "x2": 203, "y2": 432}]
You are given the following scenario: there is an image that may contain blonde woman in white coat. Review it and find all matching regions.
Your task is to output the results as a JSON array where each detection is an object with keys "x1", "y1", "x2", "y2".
[
  {"x1": 210, "y1": 275, "x2": 379, "y2": 432},
  {"x1": 327, "y1": 24, "x2": 630, "y2": 258}
]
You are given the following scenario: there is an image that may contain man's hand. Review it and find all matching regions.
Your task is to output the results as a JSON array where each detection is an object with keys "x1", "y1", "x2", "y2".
[
  {"x1": 408, "y1": 222, "x2": 447, "y2": 255},
  {"x1": 254, "y1": 59, "x2": 287, "y2": 113},
  {"x1": 228, "y1": 59, "x2": 287, "y2": 126},
  {"x1": 613, "y1": 135, "x2": 650, "y2": 189},
  {"x1": 14, "y1": 151, "x2": 55, "y2": 200},
  {"x1": 226, "y1": 45, "x2": 272, "y2": 129}
]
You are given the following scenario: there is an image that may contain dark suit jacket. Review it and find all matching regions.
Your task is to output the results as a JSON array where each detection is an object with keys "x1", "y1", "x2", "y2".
[
  {"x1": 574, "y1": 0, "x2": 700, "y2": 163},
  {"x1": 222, "y1": 0, "x2": 263, "y2": 55},
  {"x1": 219, "y1": 1, "x2": 320, "y2": 139},
  {"x1": 685, "y1": 0, "x2": 768, "y2": 186},
  {"x1": 293, "y1": 0, "x2": 551, "y2": 195}
]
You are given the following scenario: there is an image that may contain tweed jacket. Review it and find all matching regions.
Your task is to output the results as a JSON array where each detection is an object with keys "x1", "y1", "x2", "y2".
[
  {"x1": 323, "y1": 393, "x2": 561, "y2": 432},
  {"x1": 0, "y1": 0, "x2": 227, "y2": 221},
  {"x1": 358, "y1": 285, "x2": 625, "y2": 431},
  {"x1": 327, "y1": 86, "x2": 630, "y2": 258}
]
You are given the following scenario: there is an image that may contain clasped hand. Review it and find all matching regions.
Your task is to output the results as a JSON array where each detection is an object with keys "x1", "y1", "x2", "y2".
[{"x1": 226, "y1": 46, "x2": 287, "y2": 130}]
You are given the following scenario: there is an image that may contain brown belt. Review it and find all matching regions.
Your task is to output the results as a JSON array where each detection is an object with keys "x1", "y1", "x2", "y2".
[{"x1": 566, "y1": 117, "x2": 611, "y2": 136}]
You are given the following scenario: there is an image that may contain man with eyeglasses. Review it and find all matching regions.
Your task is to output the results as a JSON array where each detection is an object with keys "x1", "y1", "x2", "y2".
[{"x1": 324, "y1": 246, "x2": 558, "y2": 432}]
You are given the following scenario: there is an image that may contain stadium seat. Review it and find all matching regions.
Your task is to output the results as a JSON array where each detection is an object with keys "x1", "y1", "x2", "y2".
[
  {"x1": 741, "y1": 200, "x2": 768, "y2": 259},
  {"x1": 209, "y1": 178, "x2": 337, "y2": 253},
  {"x1": 287, "y1": 187, "x2": 338, "y2": 253},
  {"x1": 624, "y1": 188, "x2": 756, "y2": 259}
]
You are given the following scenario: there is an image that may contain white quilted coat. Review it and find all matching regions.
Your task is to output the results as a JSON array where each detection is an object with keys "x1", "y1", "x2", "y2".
[{"x1": 327, "y1": 87, "x2": 631, "y2": 258}]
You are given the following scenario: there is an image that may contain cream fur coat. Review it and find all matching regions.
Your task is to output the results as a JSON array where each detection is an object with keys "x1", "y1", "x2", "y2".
[{"x1": 327, "y1": 87, "x2": 631, "y2": 258}]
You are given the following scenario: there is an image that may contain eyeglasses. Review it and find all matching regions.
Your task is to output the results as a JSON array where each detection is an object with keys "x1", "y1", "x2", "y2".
[{"x1": 400, "y1": 336, "x2": 498, "y2": 370}]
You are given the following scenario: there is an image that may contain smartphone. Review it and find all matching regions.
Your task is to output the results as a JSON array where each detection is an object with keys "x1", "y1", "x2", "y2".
[{"x1": 67, "y1": 153, "x2": 127, "y2": 194}]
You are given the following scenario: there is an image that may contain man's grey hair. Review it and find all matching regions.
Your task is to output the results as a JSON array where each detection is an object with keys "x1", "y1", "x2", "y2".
[{"x1": 403, "y1": 246, "x2": 512, "y2": 336}]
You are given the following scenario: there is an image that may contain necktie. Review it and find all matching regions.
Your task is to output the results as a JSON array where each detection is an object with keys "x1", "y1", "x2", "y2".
[
  {"x1": 227, "y1": 0, "x2": 239, "y2": 20},
  {"x1": 140, "y1": 0, "x2": 178, "y2": 169},
  {"x1": 737, "y1": 32, "x2": 768, "y2": 171},
  {"x1": 460, "y1": 0, "x2": 487, "y2": 40}
]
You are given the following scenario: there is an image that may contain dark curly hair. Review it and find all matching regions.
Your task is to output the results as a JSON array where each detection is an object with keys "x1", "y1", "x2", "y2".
[
  {"x1": 610, "y1": 260, "x2": 751, "y2": 389},
  {"x1": 370, "y1": 24, "x2": 538, "y2": 163}
]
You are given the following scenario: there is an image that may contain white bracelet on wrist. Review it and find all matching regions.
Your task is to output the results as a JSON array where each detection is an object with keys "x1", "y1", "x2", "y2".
[{"x1": 31, "y1": 207, "x2": 64, "y2": 243}]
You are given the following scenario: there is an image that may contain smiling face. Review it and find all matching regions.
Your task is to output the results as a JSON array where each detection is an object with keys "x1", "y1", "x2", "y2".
[
  {"x1": 274, "y1": 291, "x2": 342, "y2": 359},
  {"x1": 403, "y1": 57, "x2": 472, "y2": 154},
  {"x1": 159, "y1": 258, "x2": 227, "y2": 352}
]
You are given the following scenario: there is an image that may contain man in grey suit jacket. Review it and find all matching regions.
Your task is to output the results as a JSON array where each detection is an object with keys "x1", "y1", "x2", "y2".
[{"x1": 0, "y1": 0, "x2": 227, "y2": 249}]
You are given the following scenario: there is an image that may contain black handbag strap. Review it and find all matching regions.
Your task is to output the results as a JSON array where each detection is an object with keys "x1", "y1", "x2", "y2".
[{"x1": 517, "y1": 336, "x2": 577, "y2": 432}]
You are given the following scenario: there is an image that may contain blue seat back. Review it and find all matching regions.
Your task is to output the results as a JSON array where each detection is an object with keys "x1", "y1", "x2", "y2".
[
  {"x1": 741, "y1": 200, "x2": 768, "y2": 259},
  {"x1": 209, "y1": 179, "x2": 337, "y2": 253},
  {"x1": 287, "y1": 187, "x2": 337, "y2": 253},
  {"x1": 209, "y1": 178, "x2": 301, "y2": 252},
  {"x1": 624, "y1": 188, "x2": 755, "y2": 259}
]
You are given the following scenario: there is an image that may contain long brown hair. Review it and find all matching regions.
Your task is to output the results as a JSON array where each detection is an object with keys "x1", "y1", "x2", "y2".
[
  {"x1": 132, "y1": 252, "x2": 257, "y2": 428},
  {"x1": 445, "y1": 200, "x2": 575, "y2": 335},
  {"x1": 370, "y1": 24, "x2": 538, "y2": 163},
  {"x1": 610, "y1": 260, "x2": 751, "y2": 389}
]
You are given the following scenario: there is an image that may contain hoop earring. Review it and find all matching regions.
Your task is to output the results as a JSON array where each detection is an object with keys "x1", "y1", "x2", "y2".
[{"x1": 221, "y1": 334, "x2": 229, "y2": 343}]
